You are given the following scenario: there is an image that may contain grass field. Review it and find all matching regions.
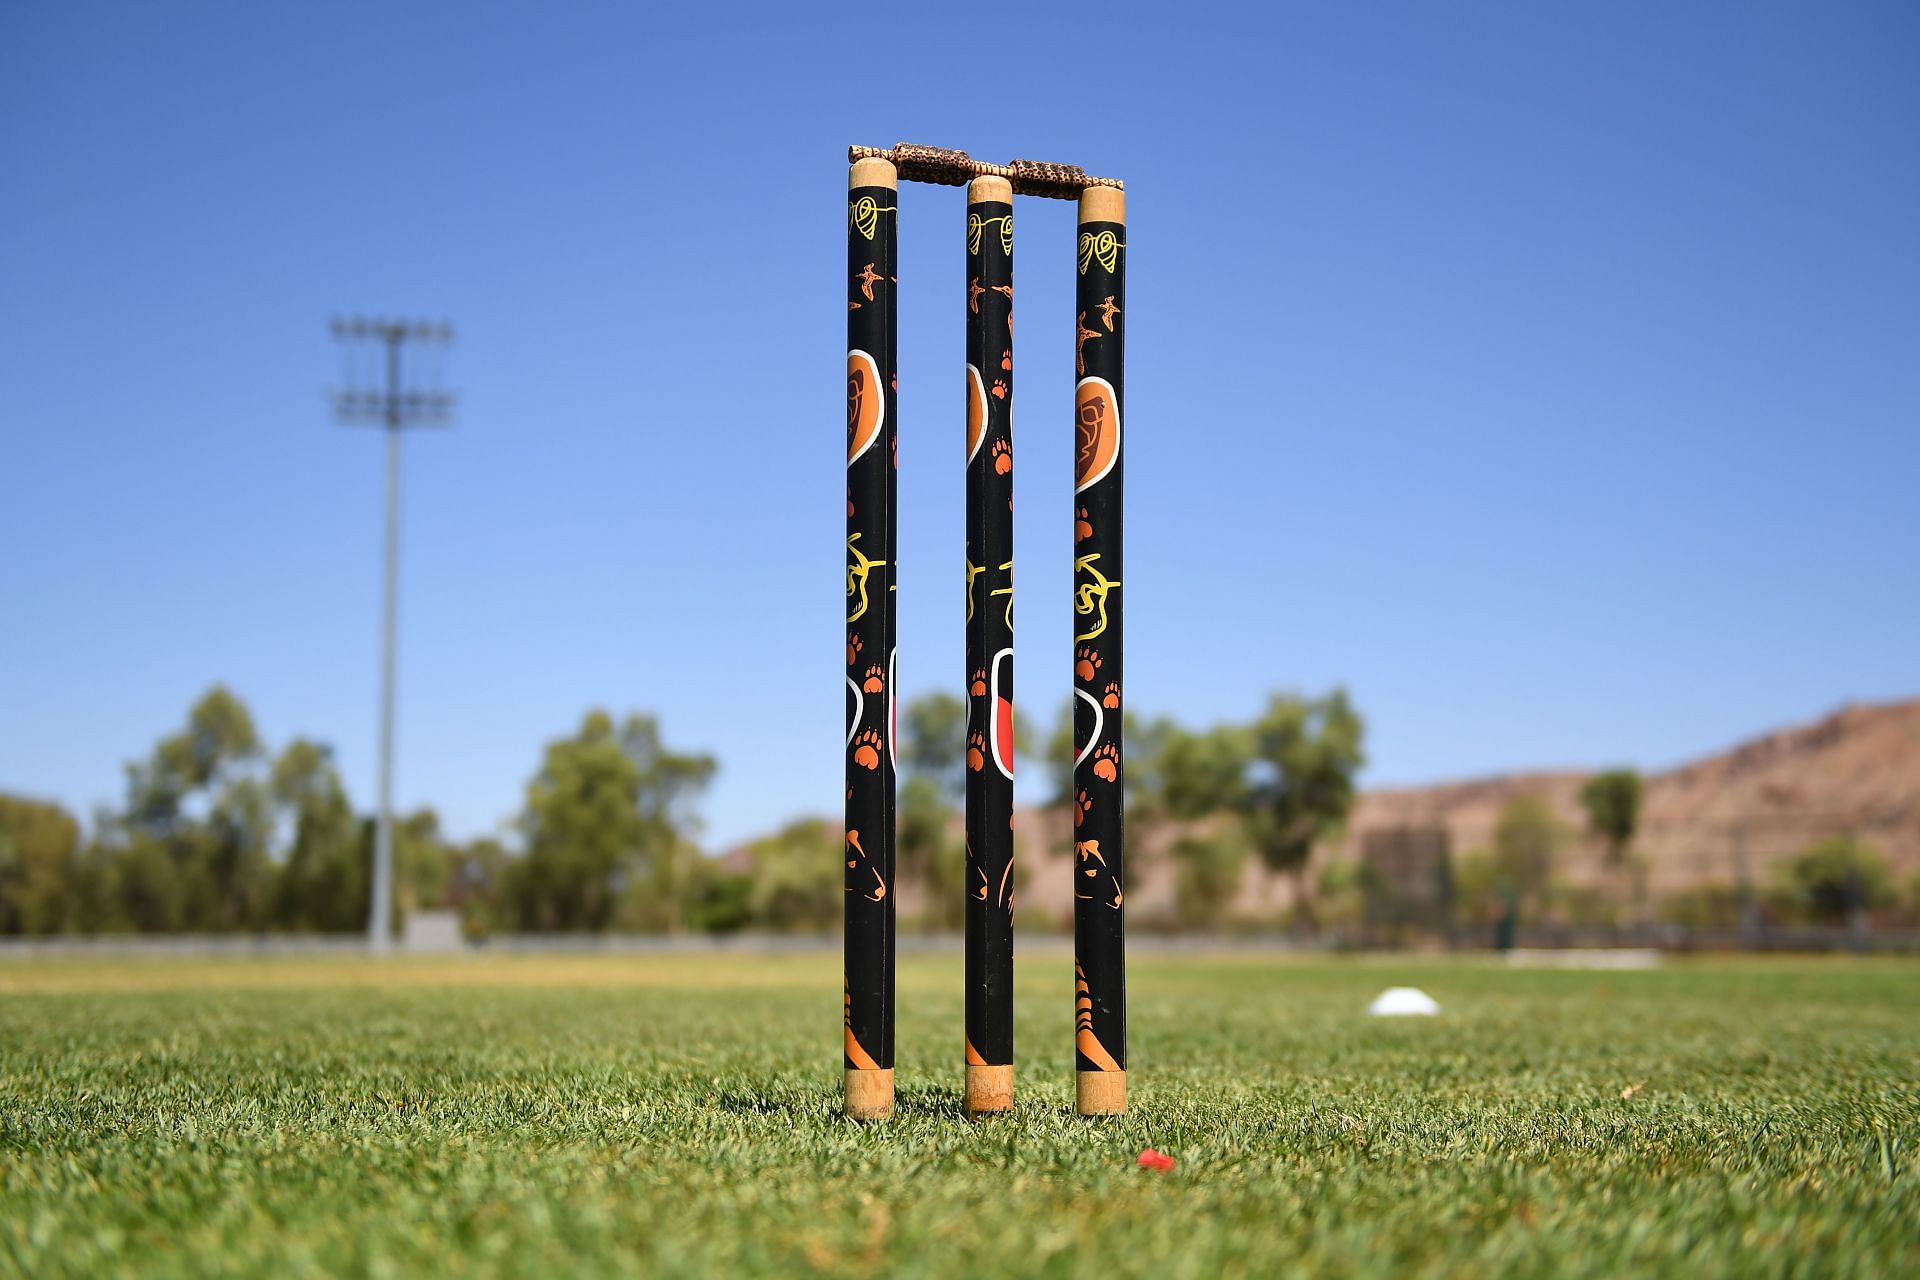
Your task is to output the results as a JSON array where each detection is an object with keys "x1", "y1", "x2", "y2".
[{"x1": 2, "y1": 949, "x2": 1916, "y2": 1277}]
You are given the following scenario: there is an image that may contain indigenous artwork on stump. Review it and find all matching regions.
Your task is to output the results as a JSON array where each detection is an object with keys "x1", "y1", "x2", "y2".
[
  {"x1": 1072, "y1": 200, "x2": 1126, "y2": 1101},
  {"x1": 845, "y1": 169, "x2": 898, "y2": 1106},
  {"x1": 841, "y1": 144, "x2": 1126, "y2": 1118},
  {"x1": 964, "y1": 180, "x2": 1016, "y2": 1105}
]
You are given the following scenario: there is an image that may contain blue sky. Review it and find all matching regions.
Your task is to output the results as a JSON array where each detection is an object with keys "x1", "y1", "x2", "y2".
[{"x1": 3, "y1": 3, "x2": 1915, "y2": 849}]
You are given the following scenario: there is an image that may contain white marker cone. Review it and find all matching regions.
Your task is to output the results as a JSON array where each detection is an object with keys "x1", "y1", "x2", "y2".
[{"x1": 1368, "y1": 987, "x2": 1441, "y2": 1016}]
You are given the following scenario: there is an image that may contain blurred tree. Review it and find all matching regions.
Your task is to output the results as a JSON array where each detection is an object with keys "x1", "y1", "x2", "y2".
[
  {"x1": 117, "y1": 687, "x2": 274, "y2": 931},
  {"x1": 1772, "y1": 835, "x2": 1893, "y2": 925},
  {"x1": 1238, "y1": 690, "x2": 1365, "y2": 923},
  {"x1": 1452, "y1": 848, "x2": 1498, "y2": 922},
  {"x1": 1314, "y1": 856, "x2": 1374, "y2": 930},
  {"x1": 1171, "y1": 833, "x2": 1246, "y2": 929},
  {"x1": 1157, "y1": 723, "x2": 1252, "y2": 822},
  {"x1": 1122, "y1": 713, "x2": 1176, "y2": 818},
  {"x1": 899, "y1": 774, "x2": 963, "y2": 929},
  {"x1": 510, "y1": 711, "x2": 715, "y2": 932},
  {"x1": 743, "y1": 817, "x2": 841, "y2": 931},
  {"x1": 269, "y1": 738, "x2": 363, "y2": 931},
  {"x1": 897, "y1": 692, "x2": 963, "y2": 918},
  {"x1": 682, "y1": 852, "x2": 754, "y2": 934},
  {"x1": 900, "y1": 691, "x2": 968, "y2": 800},
  {"x1": 0, "y1": 794, "x2": 82, "y2": 934},
  {"x1": 64, "y1": 816, "x2": 121, "y2": 934},
  {"x1": 447, "y1": 836, "x2": 512, "y2": 937},
  {"x1": 614, "y1": 834, "x2": 709, "y2": 932},
  {"x1": 105, "y1": 835, "x2": 183, "y2": 933},
  {"x1": 1579, "y1": 769, "x2": 1643, "y2": 910},
  {"x1": 397, "y1": 808, "x2": 451, "y2": 914},
  {"x1": 1153, "y1": 721, "x2": 1253, "y2": 928},
  {"x1": 1492, "y1": 794, "x2": 1563, "y2": 910}
]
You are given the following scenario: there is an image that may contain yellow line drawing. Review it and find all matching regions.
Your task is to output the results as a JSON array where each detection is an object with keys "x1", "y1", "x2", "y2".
[
  {"x1": 989, "y1": 559, "x2": 1014, "y2": 631},
  {"x1": 849, "y1": 195, "x2": 896, "y2": 242},
  {"x1": 1077, "y1": 229, "x2": 1123, "y2": 275},
  {"x1": 848, "y1": 532, "x2": 888, "y2": 623},
  {"x1": 967, "y1": 212, "x2": 1014, "y2": 256},
  {"x1": 965, "y1": 557, "x2": 985, "y2": 622},
  {"x1": 1073, "y1": 553, "x2": 1120, "y2": 642}
]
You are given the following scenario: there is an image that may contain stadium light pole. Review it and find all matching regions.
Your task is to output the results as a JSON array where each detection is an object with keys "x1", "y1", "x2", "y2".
[{"x1": 330, "y1": 317, "x2": 454, "y2": 952}]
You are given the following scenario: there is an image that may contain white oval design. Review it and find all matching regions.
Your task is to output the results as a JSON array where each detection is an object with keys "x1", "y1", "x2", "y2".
[{"x1": 1072, "y1": 687, "x2": 1104, "y2": 769}]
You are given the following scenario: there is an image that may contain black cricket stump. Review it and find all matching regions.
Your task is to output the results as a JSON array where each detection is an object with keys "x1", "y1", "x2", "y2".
[{"x1": 963, "y1": 175, "x2": 1017, "y2": 1115}]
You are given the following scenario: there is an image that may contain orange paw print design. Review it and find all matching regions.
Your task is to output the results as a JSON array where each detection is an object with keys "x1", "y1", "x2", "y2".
[
  {"x1": 861, "y1": 665, "x2": 885, "y2": 693},
  {"x1": 1075, "y1": 646, "x2": 1101, "y2": 682},
  {"x1": 1092, "y1": 743, "x2": 1119, "y2": 782},
  {"x1": 969, "y1": 669, "x2": 987, "y2": 697},
  {"x1": 999, "y1": 350, "x2": 1011, "y2": 372},
  {"x1": 847, "y1": 632, "x2": 862, "y2": 667},
  {"x1": 1074, "y1": 788, "x2": 1092, "y2": 828},
  {"x1": 1102, "y1": 682, "x2": 1121, "y2": 709},
  {"x1": 852, "y1": 728, "x2": 884, "y2": 770},
  {"x1": 967, "y1": 731, "x2": 987, "y2": 772},
  {"x1": 990, "y1": 378, "x2": 1007, "y2": 401},
  {"x1": 991, "y1": 438, "x2": 1011, "y2": 475},
  {"x1": 1075, "y1": 507, "x2": 1092, "y2": 541}
]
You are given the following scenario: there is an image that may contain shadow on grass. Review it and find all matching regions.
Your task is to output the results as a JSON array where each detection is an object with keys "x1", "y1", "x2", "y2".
[{"x1": 710, "y1": 1083, "x2": 978, "y2": 1122}]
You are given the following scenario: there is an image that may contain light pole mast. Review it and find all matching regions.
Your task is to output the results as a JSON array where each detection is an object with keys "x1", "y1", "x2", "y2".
[{"x1": 330, "y1": 317, "x2": 454, "y2": 952}]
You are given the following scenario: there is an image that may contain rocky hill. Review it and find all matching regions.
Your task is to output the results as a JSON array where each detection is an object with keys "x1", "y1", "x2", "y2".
[{"x1": 993, "y1": 697, "x2": 1920, "y2": 928}]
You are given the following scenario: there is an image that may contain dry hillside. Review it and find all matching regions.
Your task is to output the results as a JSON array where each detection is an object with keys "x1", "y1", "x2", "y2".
[{"x1": 996, "y1": 698, "x2": 1920, "y2": 928}]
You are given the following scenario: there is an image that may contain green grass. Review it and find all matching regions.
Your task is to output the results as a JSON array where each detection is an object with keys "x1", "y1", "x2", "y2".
[{"x1": 2, "y1": 949, "x2": 1916, "y2": 1278}]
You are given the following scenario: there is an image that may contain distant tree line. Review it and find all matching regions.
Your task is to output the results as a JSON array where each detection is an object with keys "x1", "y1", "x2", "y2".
[
  {"x1": 0, "y1": 683, "x2": 1377, "y2": 938},
  {"x1": 5, "y1": 686, "x2": 1908, "y2": 938},
  {"x1": 0, "y1": 687, "x2": 717, "y2": 937}
]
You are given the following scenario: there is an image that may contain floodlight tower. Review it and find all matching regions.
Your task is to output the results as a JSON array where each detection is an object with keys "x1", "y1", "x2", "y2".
[{"x1": 329, "y1": 317, "x2": 454, "y2": 952}]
